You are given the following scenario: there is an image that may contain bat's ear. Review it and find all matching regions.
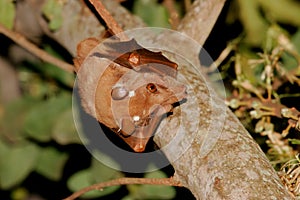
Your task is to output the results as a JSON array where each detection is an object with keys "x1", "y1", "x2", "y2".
[
  {"x1": 111, "y1": 86, "x2": 129, "y2": 100},
  {"x1": 74, "y1": 37, "x2": 100, "y2": 72}
]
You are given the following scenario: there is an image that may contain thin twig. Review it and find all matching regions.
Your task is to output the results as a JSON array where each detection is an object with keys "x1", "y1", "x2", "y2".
[
  {"x1": 205, "y1": 37, "x2": 242, "y2": 73},
  {"x1": 205, "y1": 44, "x2": 234, "y2": 73},
  {"x1": 163, "y1": 0, "x2": 180, "y2": 29},
  {"x1": 184, "y1": 0, "x2": 192, "y2": 11},
  {"x1": 88, "y1": 0, "x2": 128, "y2": 40},
  {"x1": 63, "y1": 177, "x2": 182, "y2": 200},
  {"x1": 0, "y1": 23, "x2": 74, "y2": 73}
]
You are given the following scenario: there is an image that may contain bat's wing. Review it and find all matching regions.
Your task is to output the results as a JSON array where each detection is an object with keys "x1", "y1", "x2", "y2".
[{"x1": 92, "y1": 39, "x2": 178, "y2": 78}]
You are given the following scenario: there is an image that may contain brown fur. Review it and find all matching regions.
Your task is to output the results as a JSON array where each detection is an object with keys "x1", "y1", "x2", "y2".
[{"x1": 74, "y1": 37, "x2": 186, "y2": 152}]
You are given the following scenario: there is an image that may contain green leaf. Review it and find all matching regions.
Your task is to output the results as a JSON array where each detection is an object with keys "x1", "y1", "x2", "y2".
[
  {"x1": 0, "y1": 142, "x2": 40, "y2": 189},
  {"x1": 122, "y1": 196, "x2": 135, "y2": 200},
  {"x1": 41, "y1": 45, "x2": 75, "y2": 87},
  {"x1": 35, "y1": 147, "x2": 68, "y2": 181},
  {"x1": 0, "y1": 97, "x2": 38, "y2": 143},
  {"x1": 133, "y1": 0, "x2": 170, "y2": 28},
  {"x1": 143, "y1": 170, "x2": 175, "y2": 199},
  {"x1": 282, "y1": 28, "x2": 300, "y2": 70},
  {"x1": 52, "y1": 109, "x2": 81, "y2": 145},
  {"x1": 67, "y1": 168, "x2": 120, "y2": 199},
  {"x1": 140, "y1": 182, "x2": 175, "y2": 199},
  {"x1": 11, "y1": 187, "x2": 29, "y2": 200},
  {"x1": 90, "y1": 158, "x2": 123, "y2": 183},
  {"x1": 0, "y1": 0, "x2": 15, "y2": 29},
  {"x1": 68, "y1": 170, "x2": 100, "y2": 199},
  {"x1": 24, "y1": 94, "x2": 71, "y2": 142},
  {"x1": 258, "y1": 0, "x2": 300, "y2": 26},
  {"x1": 289, "y1": 139, "x2": 300, "y2": 145},
  {"x1": 0, "y1": 140, "x2": 10, "y2": 166},
  {"x1": 42, "y1": 0, "x2": 64, "y2": 30},
  {"x1": 291, "y1": 28, "x2": 300, "y2": 53},
  {"x1": 67, "y1": 157, "x2": 122, "y2": 198},
  {"x1": 92, "y1": 150, "x2": 121, "y2": 172},
  {"x1": 144, "y1": 169, "x2": 167, "y2": 179},
  {"x1": 238, "y1": 0, "x2": 268, "y2": 45}
]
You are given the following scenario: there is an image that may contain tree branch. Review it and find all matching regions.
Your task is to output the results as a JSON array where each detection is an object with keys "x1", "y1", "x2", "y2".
[
  {"x1": 151, "y1": 0, "x2": 293, "y2": 199},
  {"x1": 163, "y1": 0, "x2": 181, "y2": 29},
  {"x1": 0, "y1": 23, "x2": 74, "y2": 73},
  {"x1": 63, "y1": 177, "x2": 181, "y2": 200},
  {"x1": 44, "y1": 0, "x2": 145, "y2": 55},
  {"x1": 177, "y1": 0, "x2": 227, "y2": 46},
  {"x1": 87, "y1": 0, "x2": 128, "y2": 40}
]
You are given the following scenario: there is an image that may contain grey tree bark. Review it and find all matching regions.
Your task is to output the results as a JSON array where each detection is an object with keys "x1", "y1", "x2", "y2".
[{"x1": 12, "y1": 0, "x2": 293, "y2": 199}]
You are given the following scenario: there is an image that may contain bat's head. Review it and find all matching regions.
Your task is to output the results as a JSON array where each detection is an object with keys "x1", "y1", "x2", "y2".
[
  {"x1": 109, "y1": 68, "x2": 186, "y2": 151},
  {"x1": 108, "y1": 64, "x2": 187, "y2": 152}
]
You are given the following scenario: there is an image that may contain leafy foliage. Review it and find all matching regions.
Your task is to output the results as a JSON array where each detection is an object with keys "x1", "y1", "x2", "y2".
[
  {"x1": 24, "y1": 93, "x2": 72, "y2": 142},
  {"x1": 35, "y1": 147, "x2": 68, "y2": 181},
  {"x1": 42, "y1": 0, "x2": 64, "y2": 31},
  {"x1": 224, "y1": 25, "x2": 300, "y2": 168},
  {"x1": 67, "y1": 158, "x2": 122, "y2": 198},
  {"x1": 0, "y1": 141, "x2": 39, "y2": 189},
  {"x1": 0, "y1": 0, "x2": 15, "y2": 29},
  {"x1": 133, "y1": 0, "x2": 170, "y2": 28}
]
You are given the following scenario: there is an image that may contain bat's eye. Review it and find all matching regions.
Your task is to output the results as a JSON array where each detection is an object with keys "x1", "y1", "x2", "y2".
[{"x1": 146, "y1": 83, "x2": 157, "y2": 93}]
